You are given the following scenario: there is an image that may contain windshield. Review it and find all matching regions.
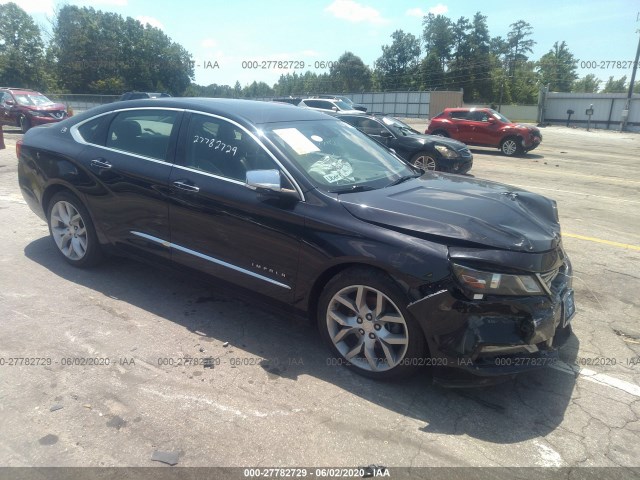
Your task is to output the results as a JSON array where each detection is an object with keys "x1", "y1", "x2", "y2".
[
  {"x1": 337, "y1": 96, "x2": 354, "y2": 105},
  {"x1": 333, "y1": 100, "x2": 353, "y2": 111},
  {"x1": 263, "y1": 120, "x2": 414, "y2": 192},
  {"x1": 489, "y1": 109, "x2": 512, "y2": 123},
  {"x1": 381, "y1": 116, "x2": 420, "y2": 136},
  {"x1": 13, "y1": 93, "x2": 55, "y2": 107}
]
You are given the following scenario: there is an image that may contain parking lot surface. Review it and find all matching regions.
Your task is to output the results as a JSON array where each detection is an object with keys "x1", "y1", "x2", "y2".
[{"x1": 0, "y1": 124, "x2": 639, "y2": 470}]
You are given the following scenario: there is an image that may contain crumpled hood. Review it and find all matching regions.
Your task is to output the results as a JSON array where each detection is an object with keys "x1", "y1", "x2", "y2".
[{"x1": 339, "y1": 173, "x2": 561, "y2": 252}]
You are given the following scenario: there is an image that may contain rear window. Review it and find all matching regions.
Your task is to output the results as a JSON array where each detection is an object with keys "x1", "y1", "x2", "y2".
[
  {"x1": 106, "y1": 110, "x2": 178, "y2": 161},
  {"x1": 77, "y1": 116, "x2": 104, "y2": 144}
]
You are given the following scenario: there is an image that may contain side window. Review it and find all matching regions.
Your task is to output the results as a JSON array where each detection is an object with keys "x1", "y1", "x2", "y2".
[
  {"x1": 106, "y1": 110, "x2": 177, "y2": 161},
  {"x1": 304, "y1": 100, "x2": 332, "y2": 110},
  {"x1": 77, "y1": 116, "x2": 105, "y2": 144},
  {"x1": 186, "y1": 114, "x2": 278, "y2": 182},
  {"x1": 450, "y1": 111, "x2": 469, "y2": 120},
  {"x1": 359, "y1": 118, "x2": 384, "y2": 135},
  {"x1": 469, "y1": 111, "x2": 489, "y2": 122}
]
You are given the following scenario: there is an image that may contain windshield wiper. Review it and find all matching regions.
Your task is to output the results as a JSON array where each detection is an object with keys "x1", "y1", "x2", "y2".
[
  {"x1": 387, "y1": 173, "x2": 421, "y2": 187},
  {"x1": 328, "y1": 185, "x2": 378, "y2": 194}
]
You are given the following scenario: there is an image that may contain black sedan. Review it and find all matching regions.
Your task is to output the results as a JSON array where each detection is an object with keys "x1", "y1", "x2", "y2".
[
  {"x1": 17, "y1": 98, "x2": 575, "y2": 385},
  {"x1": 337, "y1": 113, "x2": 473, "y2": 174}
]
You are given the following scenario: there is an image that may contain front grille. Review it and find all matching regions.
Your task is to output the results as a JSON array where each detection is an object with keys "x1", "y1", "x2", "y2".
[{"x1": 458, "y1": 148, "x2": 472, "y2": 158}]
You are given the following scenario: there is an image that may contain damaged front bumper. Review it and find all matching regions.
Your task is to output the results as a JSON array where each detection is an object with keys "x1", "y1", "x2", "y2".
[{"x1": 407, "y1": 254, "x2": 574, "y2": 386}]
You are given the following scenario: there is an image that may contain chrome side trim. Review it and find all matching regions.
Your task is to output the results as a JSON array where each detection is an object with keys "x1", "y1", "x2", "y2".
[
  {"x1": 131, "y1": 231, "x2": 291, "y2": 290},
  {"x1": 171, "y1": 164, "x2": 245, "y2": 186}
]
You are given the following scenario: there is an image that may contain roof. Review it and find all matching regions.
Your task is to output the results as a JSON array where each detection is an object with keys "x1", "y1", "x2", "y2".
[{"x1": 85, "y1": 98, "x2": 337, "y2": 126}]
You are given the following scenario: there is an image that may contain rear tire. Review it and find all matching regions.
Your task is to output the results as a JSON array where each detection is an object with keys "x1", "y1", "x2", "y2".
[
  {"x1": 318, "y1": 267, "x2": 426, "y2": 380},
  {"x1": 500, "y1": 137, "x2": 523, "y2": 156},
  {"x1": 47, "y1": 191, "x2": 102, "y2": 268}
]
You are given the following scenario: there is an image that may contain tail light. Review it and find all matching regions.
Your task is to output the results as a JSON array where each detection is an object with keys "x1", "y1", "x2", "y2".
[{"x1": 16, "y1": 139, "x2": 23, "y2": 159}]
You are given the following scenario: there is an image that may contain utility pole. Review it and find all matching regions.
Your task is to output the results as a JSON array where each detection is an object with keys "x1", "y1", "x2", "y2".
[{"x1": 621, "y1": 23, "x2": 640, "y2": 131}]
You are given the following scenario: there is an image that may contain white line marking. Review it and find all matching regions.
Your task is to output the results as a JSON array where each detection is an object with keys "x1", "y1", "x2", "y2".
[
  {"x1": 552, "y1": 361, "x2": 640, "y2": 397},
  {"x1": 533, "y1": 440, "x2": 564, "y2": 467}
]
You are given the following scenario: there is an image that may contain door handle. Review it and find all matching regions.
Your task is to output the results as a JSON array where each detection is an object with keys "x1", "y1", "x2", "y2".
[
  {"x1": 90, "y1": 159, "x2": 112, "y2": 169},
  {"x1": 172, "y1": 180, "x2": 200, "y2": 193}
]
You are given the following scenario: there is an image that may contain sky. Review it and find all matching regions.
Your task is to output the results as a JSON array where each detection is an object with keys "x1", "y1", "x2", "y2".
[{"x1": 3, "y1": 0, "x2": 640, "y2": 88}]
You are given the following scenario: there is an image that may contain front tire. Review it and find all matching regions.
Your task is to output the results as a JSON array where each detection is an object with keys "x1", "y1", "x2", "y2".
[
  {"x1": 318, "y1": 267, "x2": 426, "y2": 380},
  {"x1": 411, "y1": 152, "x2": 437, "y2": 171},
  {"x1": 500, "y1": 137, "x2": 523, "y2": 156},
  {"x1": 47, "y1": 191, "x2": 102, "y2": 267}
]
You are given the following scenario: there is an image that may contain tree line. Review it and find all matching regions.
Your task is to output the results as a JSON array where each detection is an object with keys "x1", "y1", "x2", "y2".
[{"x1": 1, "y1": 2, "x2": 637, "y2": 102}]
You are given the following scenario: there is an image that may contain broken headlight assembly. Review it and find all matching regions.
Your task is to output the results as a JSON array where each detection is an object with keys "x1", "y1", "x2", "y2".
[{"x1": 452, "y1": 264, "x2": 545, "y2": 297}]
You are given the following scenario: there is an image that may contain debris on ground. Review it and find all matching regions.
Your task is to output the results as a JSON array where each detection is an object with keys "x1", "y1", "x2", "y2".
[{"x1": 151, "y1": 450, "x2": 179, "y2": 466}]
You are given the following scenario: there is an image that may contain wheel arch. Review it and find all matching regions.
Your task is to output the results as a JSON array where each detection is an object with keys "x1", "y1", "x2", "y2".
[
  {"x1": 305, "y1": 260, "x2": 414, "y2": 327},
  {"x1": 500, "y1": 134, "x2": 524, "y2": 146},
  {"x1": 42, "y1": 182, "x2": 109, "y2": 244}
]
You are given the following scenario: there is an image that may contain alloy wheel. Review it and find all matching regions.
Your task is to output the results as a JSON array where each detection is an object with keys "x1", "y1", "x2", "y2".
[
  {"x1": 50, "y1": 200, "x2": 88, "y2": 260},
  {"x1": 502, "y1": 139, "x2": 518, "y2": 156},
  {"x1": 326, "y1": 285, "x2": 409, "y2": 372},
  {"x1": 413, "y1": 155, "x2": 437, "y2": 171}
]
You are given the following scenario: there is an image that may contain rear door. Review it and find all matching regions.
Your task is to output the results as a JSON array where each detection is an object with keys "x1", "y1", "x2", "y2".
[{"x1": 73, "y1": 108, "x2": 182, "y2": 262}]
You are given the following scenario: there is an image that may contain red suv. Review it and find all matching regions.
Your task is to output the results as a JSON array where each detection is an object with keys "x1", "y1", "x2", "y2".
[
  {"x1": 0, "y1": 88, "x2": 69, "y2": 133},
  {"x1": 426, "y1": 108, "x2": 542, "y2": 156}
]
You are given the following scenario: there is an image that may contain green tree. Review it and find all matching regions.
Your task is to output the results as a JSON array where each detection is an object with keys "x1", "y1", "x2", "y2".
[
  {"x1": 330, "y1": 52, "x2": 372, "y2": 92},
  {"x1": 572, "y1": 74, "x2": 601, "y2": 93},
  {"x1": 0, "y1": 2, "x2": 45, "y2": 88},
  {"x1": 602, "y1": 76, "x2": 627, "y2": 93},
  {"x1": 538, "y1": 41, "x2": 577, "y2": 92},
  {"x1": 241, "y1": 81, "x2": 274, "y2": 97},
  {"x1": 505, "y1": 20, "x2": 537, "y2": 102},
  {"x1": 419, "y1": 53, "x2": 445, "y2": 90},
  {"x1": 50, "y1": 5, "x2": 193, "y2": 94},
  {"x1": 374, "y1": 30, "x2": 420, "y2": 90},
  {"x1": 422, "y1": 13, "x2": 453, "y2": 70},
  {"x1": 506, "y1": 20, "x2": 535, "y2": 76}
]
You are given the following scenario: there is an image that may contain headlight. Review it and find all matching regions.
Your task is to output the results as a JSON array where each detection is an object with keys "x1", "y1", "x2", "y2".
[
  {"x1": 27, "y1": 110, "x2": 41, "y2": 116},
  {"x1": 434, "y1": 145, "x2": 458, "y2": 159},
  {"x1": 452, "y1": 264, "x2": 545, "y2": 296}
]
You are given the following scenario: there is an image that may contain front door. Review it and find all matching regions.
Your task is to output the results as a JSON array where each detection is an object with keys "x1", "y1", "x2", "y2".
[{"x1": 168, "y1": 113, "x2": 304, "y2": 302}]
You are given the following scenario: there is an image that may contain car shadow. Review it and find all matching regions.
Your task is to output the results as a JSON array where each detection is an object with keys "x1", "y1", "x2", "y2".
[
  {"x1": 470, "y1": 148, "x2": 545, "y2": 160},
  {"x1": 25, "y1": 236, "x2": 578, "y2": 444}
]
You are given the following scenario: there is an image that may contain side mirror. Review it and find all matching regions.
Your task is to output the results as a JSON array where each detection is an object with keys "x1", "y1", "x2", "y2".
[
  {"x1": 488, "y1": 117, "x2": 496, "y2": 123},
  {"x1": 246, "y1": 169, "x2": 298, "y2": 198},
  {"x1": 4, "y1": 99, "x2": 15, "y2": 106},
  {"x1": 332, "y1": 106, "x2": 338, "y2": 112},
  {"x1": 379, "y1": 129, "x2": 393, "y2": 138}
]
